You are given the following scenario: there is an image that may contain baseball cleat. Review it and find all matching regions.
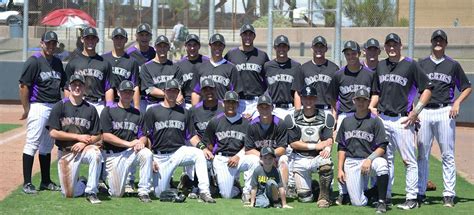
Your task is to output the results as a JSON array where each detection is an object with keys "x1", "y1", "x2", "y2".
[
  {"x1": 397, "y1": 199, "x2": 419, "y2": 210},
  {"x1": 138, "y1": 194, "x2": 152, "y2": 203},
  {"x1": 443, "y1": 196, "x2": 455, "y2": 208},
  {"x1": 335, "y1": 193, "x2": 350, "y2": 205},
  {"x1": 177, "y1": 174, "x2": 193, "y2": 196},
  {"x1": 199, "y1": 192, "x2": 216, "y2": 203},
  {"x1": 97, "y1": 181, "x2": 109, "y2": 195},
  {"x1": 417, "y1": 194, "x2": 429, "y2": 205},
  {"x1": 375, "y1": 201, "x2": 387, "y2": 213},
  {"x1": 316, "y1": 199, "x2": 330, "y2": 208},
  {"x1": 39, "y1": 182, "x2": 61, "y2": 191},
  {"x1": 188, "y1": 192, "x2": 198, "y2": 199},
  {"x1": 286, "y1": 186, "x2": 297, "y2": 198},
  {"x1": 241, "y1": 192, "x2": 251, "y2": 205},
  {"x1": 23, "y1": 183, "x2": 38, "y2": 194},
  {"x1": 86, "y1": 193, "x2": 101, "y2": 204}
]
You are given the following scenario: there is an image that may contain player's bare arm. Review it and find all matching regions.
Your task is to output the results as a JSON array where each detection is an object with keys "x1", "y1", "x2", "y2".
[
  {"x1": 246, "y1": 187, "x2": 257, "y2": 207},
  {"x1": 191, "y1": 92, "x2": 201, "y2": 105},
  {"x1": 228, "y1": 155, "x2": 240, "y2": 167},
  {"x1": 18, "y1": 84, "x2": 30, "y2": 120},
  {"x1": 337, "y1": 151, "x2": 346, "y2": 184},
  {"x1": 293, "y1": 91, "x2": 301, "y2": 110},
  {"x1": 148, "y1": 87, "x2": 166, "y2": 99},
  {"x1": 105, "y1": 88, "x2": 115, "y2": 105},
  {"x1": 402, "y1": 88, "x2": 432, "y2": 127},
  {"x1": 133, "y1": 86, "x2": 140, "y2": 109},
  {"x1": 361, "y1": 147, "x2": 385, "y2": 175},
  {"x1": 245, "y1": 148, "x2": 260, "y2": 157},
  {"x1": 451, "y1": 87, "x2": 472, "y2": 118},
  {"x1": 50, "y1": 129, "x2": 91, "y2": 144},
  {"x1": 290, "y1": 138, "x2": 331, "y2": 151},
  {"x1": 369, "y1": 94, "x2": 379, "y2": 116},
  {"x1": 102, "y1": 132, "x2": 137, "y2": 148},
  {"x1": 274, "y1": 147, "x2": 286, "y2": 157}
]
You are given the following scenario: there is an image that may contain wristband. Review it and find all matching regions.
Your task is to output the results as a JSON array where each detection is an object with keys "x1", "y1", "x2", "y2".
[
  {"x1": 196, "y1": 141, "x2": 206, "y2": 150},
  {"x1": 307, "y1": 144, "x2": 317, "y2": 150},
  {"x1": 323, "y1": 146, "x2": 331, "y2": 152},
  {"x1": 367, "y1": 152, "x2": 378, "y2": 161},
  {"x1": 414, "y1": 101, "x2": 425, "y2": 115}
]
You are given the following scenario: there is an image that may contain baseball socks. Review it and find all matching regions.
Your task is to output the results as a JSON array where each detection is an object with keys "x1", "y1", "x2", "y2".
[
  {"x1": 39, "y1": 154, "x2": 60, "y2": 191},
  {"x1": 22, "y1": 153, "x2": 37, "y2": 194}
]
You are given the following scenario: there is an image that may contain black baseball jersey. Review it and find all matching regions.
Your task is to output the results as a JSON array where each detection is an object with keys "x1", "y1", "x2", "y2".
[
  {"x1": 224, "y1": 47, "x2": 269, "y2": 97},
  {"x1": 336, "y1": 113, "x2": 388, "y2": 158},
  {"x1": 189, "y1": 101, "x2": 224, "y2": 138},
  {"x1": 65, "y1": 53, "x2": 112, "y2": 101},
  {"x1": 140, "y1": 60, "x2": 182, "y2": 103},
  {"x1": 418, "y1": 56, "x2": 471, "y2": 104},
  {"x1": 292, "y1": 60, "x2": 339, "y2": 106},
  {"x1": 100, "y1": 105, "x2": 144, "y2": 152},
  {"x1": 192, "y1": 60, "x2": 241, "y2": 100},
  {"x1": 176, "y1": 55, "x2": 210, "y2": 102},
  {"x1": 19, "y1": 52, "x2": 66, "y2": 103},
  {"x1": 328, "y1": 66, "x2": 376, "y2": 113},
  {"x1": 264, "y1": 59, "x2": 300, "y2": 105},
  {"x1": 126, "y1": 46, "x2": 156, "y2": 66},
  {"x1": 202, "y1": 113, "x2": 249, "y2": 156},
  {"x1": 374, "y1": 58, "x2": 433, "y2": 114},
  {"x1": 46, "y1": 98, "x2": 101, "y2": 149},
  {"x1": 144, "y1": 104, "x2": 194, "y2": 152},
  {"x1": 287, "y1": 109, "x2": 333, "y2": 157},
  {"x1": 102, "y1": 52, "x2": 140, "y2": 100},
  {"x1": 245, "y1": 116, "x2": 288, "y2": 152},
  {"x1": 250, "y1": 165, "x2": 283, "y2": 191}
]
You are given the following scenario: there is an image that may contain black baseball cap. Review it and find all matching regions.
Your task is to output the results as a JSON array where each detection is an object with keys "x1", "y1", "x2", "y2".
[
  {"x1": 185, "y1": 34, "x2": 200, "y2": 44},
  {"x1": 385, "y1": 33, "x2": 401, "y2": 44},
  {"x1": 112, "y1": 27, "x2": 127, "y2": 38},
  {"x1": 364, "y1": 38, "x2": 380, "y2": 49},
  {"x1": 257, "y1": 95, "x2": 272, "y2": 106},
  {"x1": 353, "y1": 88, "x2": 370, "y2": 100},
  {"x1": 118, "y1": 80, "x2": 134, "y2": 91},
  {"x1": 240, "y1": 24, "x2": 256, "y2": 34},
  {"x1": 200, "y1": 78, "x2": 215, "y2": 89},
  {"x1": 342, "y1": 40, "x2": 360, "y2": 53},
  {"x1": 274, "y1": 35, "x2": 290, "y2": 47},
  {"x1": 312, "y1": 36, "x2": 327, "y2": 47},
  {"x1": 224, "y1": 91, "x2": 239, "y2": 102},
  {"x1": 431, "y1": 29, "x2": 448, "y2": 42},
  {"x1": 261, "y1": 147, "x2": 276, "y2": 157},
  {"x1": 41, "y1": 31, "x2": 58, "y2": 42},
  {"x1": 164, "y1": 79, "x2": 180, "y2": 90},
  {"x1": 82, "y1": 27, "x2": 98, "y2": 38},
  {"x1": 136, "y1": 23, "x2": 152, "y2": 34},
  {"x1": 155, "y1": 35, "x2": 170, "y2": 46},
  {"x1": 299, "y1": 85, "x2": 317, "y2": 97},
  {"x1": 69, "y1": 74, "x2": 85, "y2": 84},
  {"x1": 209, "y1": 33, "x2": 225, "y2": 45}
]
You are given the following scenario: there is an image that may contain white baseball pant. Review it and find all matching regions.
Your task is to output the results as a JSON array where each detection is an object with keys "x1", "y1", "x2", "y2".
[
  {"x1": 292, "y1": 153, "x2": 332, "y2": 193},
  {"x1": 23, "y1": 103, "x2": 55, "y2": 156}
]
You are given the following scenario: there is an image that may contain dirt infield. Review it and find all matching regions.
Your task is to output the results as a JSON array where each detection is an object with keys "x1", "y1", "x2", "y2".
[{"x1": 0, "y1": 104, "x2": 472, "y2": 201}]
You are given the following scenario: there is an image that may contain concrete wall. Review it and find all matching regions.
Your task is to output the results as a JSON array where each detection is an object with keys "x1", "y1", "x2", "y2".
[{"x1": 398, "y1": 0, "x2": 474, "y2": 27}]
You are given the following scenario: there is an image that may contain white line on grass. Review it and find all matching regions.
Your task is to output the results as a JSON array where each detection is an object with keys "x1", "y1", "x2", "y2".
[{"x1": 0, "y1": 130, "x2": 26, "y2": 146}]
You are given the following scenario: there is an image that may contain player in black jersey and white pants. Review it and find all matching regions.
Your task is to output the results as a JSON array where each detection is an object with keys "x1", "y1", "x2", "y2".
[
  {"x1": 417, "y1": 30, "x2": 472, "y2": 207},
  {"x1": 100, "y1": 80, "x2": 153, "y2": 203},
  {"x1": 286, "y1": 85, "x2": 335, "y2": 208},
  {"x1": 336, "y1": 88, "x2": 390, "y2": 213},
  {"x1": 362, "y1": 38, "x2": 381, "y2": 71},
  {"x1": 144, "y1": 79, "x2": 216, "y2": 203},
  {"x1": 19, "y1": 31, "x2": 65, "y2": 194}
]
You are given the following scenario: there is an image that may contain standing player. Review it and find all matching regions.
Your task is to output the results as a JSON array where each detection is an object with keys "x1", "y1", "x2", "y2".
[
  {"x1": 64, "y1": 27, "x2": 113, "y2": 114},
  {"x1": 263, "y1": 35, "x2": 300, "y2": 119},
  {"x1": 19, "y1": 31, "x2": 65, "y2": 194},
  {"x1": 144, "y1": 79, "x2": 216, "y2": 203},
  {"x1": 47, "y1": 74, "x2": 103, "y2": 204},
  {"x1": 417, "y1": 29, "x2": 472, "y2": 207},
  {"x1": 292, "y1": 36, "x2": 339, "y2": 115},
  {"x1": 170, "y1": 21, "x2": 187, "y2": 60},
  {"x1": 286, "y1": 85, "x2": 334, "y2": 208},
  {"x1": 362, "y1": 38, "x2": 381, "y2": 71},
  {"x1": 176, "y1": 34, "x2": 209, "y2": 109},
  {"x1": 140, "y1": 35, "x2": 183, "y2": 110},
  {"x1": 191, "y1": 33, "x2": 240, "y2": 103},
  {"x1": 225, "y1": 24, "x2": 269, "y2": 118},
  {"x1": 202, "y1": 91, "x2": 260, "y2": 202},
  {"x1": 371, "y1": 33, "x2": 433, "y2": 210},
  {"x1": 102, "y1": 27, "x2": 140, "y2": 108},
  {"x1": 336, "y1": 88, "x2": 390, "y2": 213},
  {"x1": 100, "y1": 80, "x2": 153, "y2": 202},
  {"x1": 245, "y1": 95, "x2": 289, "y2": 189}
]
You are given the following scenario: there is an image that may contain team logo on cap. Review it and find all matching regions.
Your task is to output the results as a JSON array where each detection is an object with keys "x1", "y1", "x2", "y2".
[
  {"x1": 246, "y1": 24, "x2": 251, "y2": 29},
  {"x1": 437, "y1": 30, "x2": 442, "y2": 35},
  {"x1": 215, "y1": 34, "x2": 220, "y2": 40},
  {"x1": 389, "y1": 34, "x2": 394, "y2": 39},
  {"x1": 280, "y1": 36, "x2": 285, "y2": 42},
  {"x1": 141, "y1": 25, "x2": 146, "y2": 30},
  {"x1": 204, "y1": 79, "x2": 209, "y2": 85},
  {"x1": 117, "y1": 28, "x2": 122, "y2": 33},
  {"x1": 370, "y1": 39, "x2": 375, "y2": 44},
  {"x1": 347, "y1": 41, "x2": 352, "y2": 46},
  {"x1": 126, "y1": 82, "x2": 131, "y2": 87},
  {"x1": 306, "y1": 87, "x2": 311, "y2": 95},
  {"x1": 50, "y1": 32, "x2": 55, "y2": 38},
  {"x1": 160, "y1": 36, "x2": 164, "y2": 40}
]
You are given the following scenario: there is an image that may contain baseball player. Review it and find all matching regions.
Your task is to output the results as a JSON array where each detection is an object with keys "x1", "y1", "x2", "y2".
[
  {"x1": 336, "y1": 88, "x2": 390, "y2": 213},
  {"x1": 201, "y1": 91, "x2": 260, "y2": 202},
  {"x1": 19, "y1": 31, "x2": 65, "y2": 194},
  {"x1": 64, "y1": 27, "x2": 113, "y2": 114},
  {"x1": 191, "y1": 33, "x2": 241, "y2": 104},
  {"x1": 292, "y1": 36, "x2": 339, "y2": 116},
  {"x1": 102, "y1": 27, "x2": 140, "y2": 108},
  {"x1": 286, "y1": 85, "x2": 334, "y2": 208},
  {"x1": 140, "y1": 35, "x2": 184, "y2": 110},
  {"x1": 100, "y1": 80, "x2": 153, "y2": 202},
  {"x1": 263, "y1": 35, "x2": 300, "y2": 119},
  {"x1": 362, "y1": 38, "x2": 381, "y2": 71},
  {"x1": 224, "y1": 24, "x2": 269, "y2": 119},
  {"x1": 417, "y1": 29, "x2": 472, "y2": 207},
  {"x1": 245, "y1": 95, "x2": 289, "y2": 189},
  {"x1": 46, "y1": 74, "x2": 103, "y2": 204},
  {"x1": 371, "y1": 33, "x2": 433, "y2": 210},
  {"x1": 247, "y1": 147, "x2": 292, "y2": 209},
  {"x1": 176, "y1": 34, "x2": 210, "y2": 109},
  {"x1": 144, "y1": 79, "x2": 216, "y2": 203}
]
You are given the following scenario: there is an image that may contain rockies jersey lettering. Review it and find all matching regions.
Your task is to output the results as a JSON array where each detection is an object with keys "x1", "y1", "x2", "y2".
[
  {"x1": 60, "y1": 117, "x2": 91, "y2": 129},
  {"x1": 201, "y1": 75, "x2": 230, "y2": 86},
  {"x1": 246, "y1": 116, "x2": 288, "y2": 152},
  {"x1": 39, "y1": 71, "x2": 62, "y2": 81},
  {"x1": 339, "y1": 85, "x2": 371, "y2": 94},
  {"x1": 254, "y1": 140, "x2": 277, "y2": 148},
  {"x1": 202, "y1": 113, "x2": 249, "y2": 156},
  {"x1": 111, "y1": 67, "x2": 131, "y2": 79},
  {"x1": 153, "y1": 75, "x2": 174, "y2": 84},
  {"x1": 75, "y1": 68, "x2": 104, "y2": 80},
  {"x1": 196, "y1": 121, "x2": 209, "y2": 131},
  {"x1": 112, "y1": 121, "x2": 139, "y2": 133},
  {"x1": 155, "y1": 120, "x2": 185, "y2": 130},
  {"x1": 427, "y1": 72, "x2": 451, "y2": 84},
  {"x1": 192, "y1": 60, "x2": 240, "y2": 100},
  {"x1": 267, "y1": 74, "x2": 293, "y2": 84},
  {"x1": 102, "y1": 52, "x2": 140, "y2": 101},
  {"x1": 183, "y1": 73, "x2": 193, "y2": 82},
  {"x1": 235, "y1": 63, "x2": 262, "y2": 73},
  {"x1": 344, "y1": 130, "x2": 374, "y2": 142},
  {"x1": 215, "y1": 130, "x2": 246, "y2": 141},
  {"x1": 379, "y1": 74, "x2": 408, "y2": 86},
  {"x1": 190, "y1": 101, "x2": 224, "y2": 137},
  {"x1": 304, "y1": 74, "x2": 332, "y2": 85},
  {"x1": 264, "y1": 59, "x2": 300, "y2": 104}
]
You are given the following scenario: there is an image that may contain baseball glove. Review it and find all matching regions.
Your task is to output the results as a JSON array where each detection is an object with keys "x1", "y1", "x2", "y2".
[
  {"x1": 426, "y1": 180, "x2": 437, "y2": 191},
  {"x1": 159, "y1": 189, "x2": 186, "y2": 203}
]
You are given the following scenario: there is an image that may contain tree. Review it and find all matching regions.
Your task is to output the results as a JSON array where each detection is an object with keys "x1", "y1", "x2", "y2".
[
  {"x1": 343, "y1": 0, "x2": 395, "y2": 27},
  {"x1": 316, "y1": 0, "x2": 336, "y2": 27},
  {"x1": 252, "y1": 13, "x2": 292, "y2": 28}
]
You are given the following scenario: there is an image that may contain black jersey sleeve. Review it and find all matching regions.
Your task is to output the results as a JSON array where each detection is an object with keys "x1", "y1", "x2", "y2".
[
  {"x1": 19, "y1": 57, "x2": 38, "y2": 86},
  {"x1": 320, "y1": 125, "x2": 333, "y2": 141},
  {"x1": 230, "y1": 65, "x2": 242, "y2": 93},
  {"x1": 90, "y1": 107, "x2": 101, "y2": 135},
  {"x1": 275, "y1": 123, "x2": 289, "y2": 148},
  {"x1": 336, "y1": 120, "x2": 347, "y2": 151},
  {"x1": 139, "y1": 65, "x2": 155, "y2": 94},
  {"x1": 46, "y1": 101, "x2": 63, "y2": 131},
  {"x1": 64, "y1": 61, "x2": 75, "y2": 89},
  {"x1": 202, "y1": 117, "x2": 217, "y2": 147},
  {"x1": 131, "y1": 60, "x2": 140, "y2": 86},
  {"x1": 412, "y1": 61, "x2": 433, "y2": 93},
  {"x1": 185, "y1": 109, "x2": 196, "y2": 140},
  {"x1": 454, "y1": 62, "x2": 472, "y2": 91},
  {"x1": 99, "y1": 107, "x2": 113, "y2": 133},
  {"x1": 244, "y1": 126, "x2": 258, "y2": 151},
  {"x1": 143, "y1": 107, "x2": 155, "y2": 137},
  {"x1": 291, "y1": 66, "x2": 304, "y2": 92},
  {"x1": 287, "y1": 125, "x2": 302, "y2": 144}
]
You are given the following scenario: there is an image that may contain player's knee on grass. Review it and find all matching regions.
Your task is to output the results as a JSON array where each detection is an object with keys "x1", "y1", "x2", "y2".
[
  {"x1": 373, "y1": 157, "x2": 389, "y2": 176},
  {"x1": 297, "y1": 189, "x2": 313, "y2": 203}
]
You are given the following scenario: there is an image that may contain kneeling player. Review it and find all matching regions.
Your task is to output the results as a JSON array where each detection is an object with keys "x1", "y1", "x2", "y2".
[
  {"x1": 100, "y1": 80, "x2": 153, "y2": 202},
  {"x1": 47, "y1": 74, "x2": 103, "y2": 204},
  {"x1": 286, "y1": 86, "x2": 335, "y2": 208},
  {"x1": 336, "y1": 88, "x2": 389, "y2": 213}
]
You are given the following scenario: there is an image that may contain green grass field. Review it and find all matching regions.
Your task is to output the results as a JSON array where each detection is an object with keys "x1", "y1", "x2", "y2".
[
  {"x1": 0, "y1": 152, "x2": 472, "y2": 214},
  {"x1": 0, "y1": 124, "x2": 21, "y2": 133}
]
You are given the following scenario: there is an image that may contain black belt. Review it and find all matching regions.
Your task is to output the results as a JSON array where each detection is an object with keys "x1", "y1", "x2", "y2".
[
  {"x1": 240, "y1": 95, "x2": 258, "y2": 100},
  {"x1": 381, "y1": 111, "x2": 408, "y2": 117},
  {"x1": 275, "y1": 103, "x2": 293, "y2": 108},
  {"x1": 425, "y1": 103, "x2": 450, "y2": 109},
  {"x1": 85, "y1": 96, "x2": 103, "y2": 103},
  {"x1": 217, "y1": 152, "x2": 236, "y2": 157},
  {"x1": 316, "y1": 104, "x2": 331, "y2": 110},
  {"x1": 152, "y1": 149, "x2": 174, "y2": 155}
]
